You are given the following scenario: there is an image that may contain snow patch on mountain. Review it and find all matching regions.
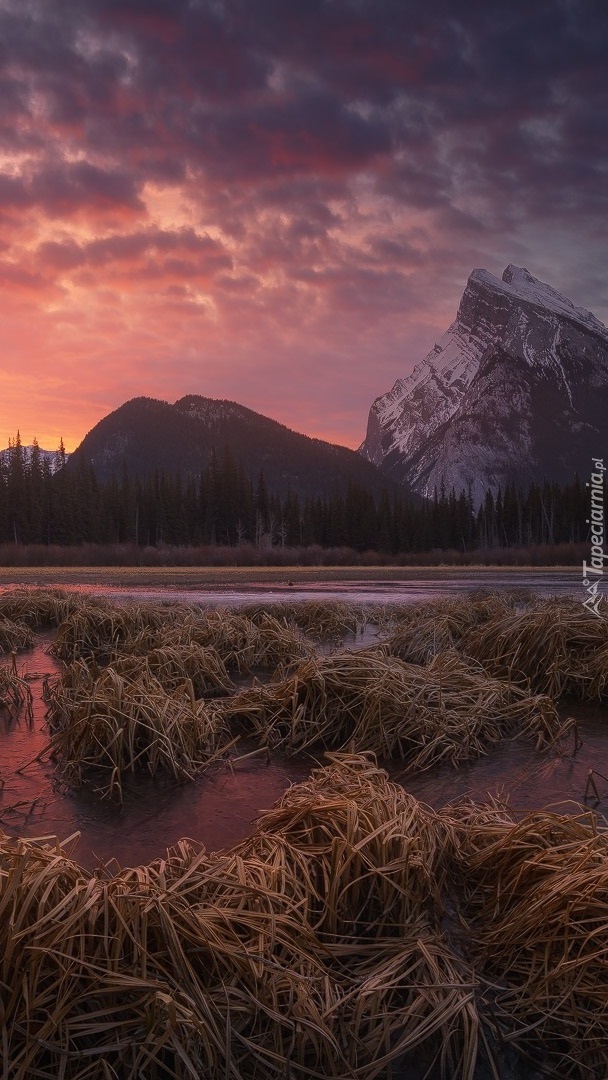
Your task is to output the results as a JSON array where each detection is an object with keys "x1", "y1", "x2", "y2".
[
  {"x1": 360, "y1": 265, "x2": 608, "y2": 504},
  {"x1": 0, "y1": 444, "x2": 68, "y2": 472}
]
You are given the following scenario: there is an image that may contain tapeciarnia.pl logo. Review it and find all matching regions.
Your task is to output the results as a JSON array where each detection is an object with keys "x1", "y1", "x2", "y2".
[{"x1": 582, "y1": 457, "x2": 606, "y2": 617}]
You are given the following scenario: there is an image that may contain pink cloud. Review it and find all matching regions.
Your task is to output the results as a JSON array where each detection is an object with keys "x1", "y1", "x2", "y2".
[{"x1": 0, "y1": 0, "x2": 605, "y2": 459}]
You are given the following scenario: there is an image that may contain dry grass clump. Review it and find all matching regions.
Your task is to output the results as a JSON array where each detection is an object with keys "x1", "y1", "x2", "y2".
[
  {"x1": 0, "y1": 614, "x2": 34, "y2": 652},
  {"x1": 244, "y1": 752, "x2": 445, "y2": 934},
  {"x1": 0, "y1": 586, "x2": 92, "y2": 628},
  {"x1": 112, "y1": 643, "x2": 232, "y2": 698},
  {"x1": 0, "y1": 756, "x2": 479, "y2": 1079},
  {"x1": 378, "y1": 593, "x2": 527, "y2": 664},
  {"x1": 6, "y1": 755, "x2": 608, "y2": 1077},
  {"x1": 243, "y1": 599, "x2": 364, "y2": 642},
  {"x1": 49, "y1": 601, "x2": 190, "y2": 662},
  {"x1": 219, "y1": 647, "x2": 568, "y2": 764},
  {"x1": 160, "y1": 609, "x2": 314, "y2": 671},
  {"x1": 0, "y1": 655, "x2": 34, "y2": 720},
  {"x1": 51, "y1": 604, "x2": 313, "y2": 671},
  {"x1": 462, "y1": 599, "x2": 608, "y2": 700},
  {"x1": 44, "y1": 661, "x2": 233, "y2": 799},
  {"x1": 443, "y1": 801, "x2": 608, "y2": 1077}
]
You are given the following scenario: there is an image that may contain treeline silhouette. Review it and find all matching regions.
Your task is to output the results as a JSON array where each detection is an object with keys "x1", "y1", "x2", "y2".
[{"x1": 0, "y1": 434, "x2": 598, "y2": 560}]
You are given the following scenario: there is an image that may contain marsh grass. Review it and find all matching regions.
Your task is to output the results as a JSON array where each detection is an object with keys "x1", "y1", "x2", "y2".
[
  {"x1": 5, "y1": 755, "x2": 608, "y2": 1077},
  {"x1": 0, "y1": 652, "x2": 34, "y2": 721},
  {"x1": 219, "y1": 647, "x2": 569, "y2": 764},
  {"x1": 371, "y1": 595, "x2": 608, "y2": 703},
  {"x1": 0, "y1": 586, "x2": 94, "y2": 628},
  {"x1": 49, "y1": 602, "x2": 190, "y2": 662},
  {"x1": 377, "y1": 592, "x2": 533, "y2": 664},
  {"x1": 51, "y1": 603, "x2": 313, "y2": 672},
  {"x1": 3, "y1": 590, "x2": 608, "y2": 1075},
  {"x1": 462, "y1": 599, "x2": 608, "y2": 699},
  {"x1": 0, "y1": 615, "x2": 34, "y2": 653},
  {"x1": 242, "y1": 599, "x2": 364, "y2": 642},
  {"x1": 44, "y1": 662, "x2": 234, "y2": 799},
  {"x1": 111, "y1": 643, "x2": 233, "y2": 698},
  {"x1": 159, "y1": 609, "x2": 314, "y2": 671},
  {"x1": 0, "y1": 755, "x2": 479, "y2": 1080},
  {"x1": 443, "y1": 798, "x2": 608, "y2": 1077}
]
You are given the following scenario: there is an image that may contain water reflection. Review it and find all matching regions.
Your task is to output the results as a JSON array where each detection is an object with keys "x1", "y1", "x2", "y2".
[
  {"x1": 0, "y1": 568, "x2": 580, "y2": 607},
  {"x1": 2, "y1": 583, "x2": 607, "y2": 872},
  {"x1": 392, "y1": 704, "x2": 608, "y2": 822},
  {"x1": 0, "y1": 637, "x2": 313, "y2": 868}
]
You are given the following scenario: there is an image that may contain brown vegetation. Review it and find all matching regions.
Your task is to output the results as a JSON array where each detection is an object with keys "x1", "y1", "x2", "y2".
[
  {"x1": 3, "y1": 755, "x2": 608, "y2": 1077},
  {"x1": 2, "y1": 590, "x2": 608, "y2": 1075},
  {"x1": 219, "y1": 647, "x2": 569, "y2": 762}
]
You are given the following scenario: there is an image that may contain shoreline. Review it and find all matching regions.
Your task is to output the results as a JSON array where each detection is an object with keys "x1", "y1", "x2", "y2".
[{"x1": 0, "y1": 564, "x2": 579, "y2": 588}]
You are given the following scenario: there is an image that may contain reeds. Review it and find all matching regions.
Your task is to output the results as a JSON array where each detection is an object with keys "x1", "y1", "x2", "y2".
[
  {"x1": 462, "y1": 598, "x2": 608, "y2": 699},
  {"x1": 379, "y1": 593, "x2": 527, "y2": 664},
  {"x1": 50, "y1": 601, "x2": 189, "y2": 662},
  {"x1": 0, "y1": 586, "x2": 91, "y2": 627},
  {"x1": 44, "y1": 662, "x2": 234, "y2": 799},
  {"x1": 112, "y1": 643, "x2": 233, "y2": 698},
  {"x1": 51, "y1": 603, "x2": 313, "y2": 671},
  {"x1": 0, "y1": 655, "x2": 34, "y2": 720},
  {"x1": 5, "y1": 591, "x2": 608, "y2": 1076},
  {"x1": 443, "y1": 799, "x2": 608, "y2": 1077},
  {"x1": 0, "y1": 615, "x2": 34, "y2": 653},
  {"x1": 243, "y1": 599, "x2": 363, "y2": 642},
  {"x1": 0, "y1": 755, "x2": 479, "y2": 1079},
  {"x1": 5, "y1": 753, "x2": 608, "y2": 1076},
  {"x1": 159, "y1": 609, "x2": 314, "y2": 671},
  {"x1": 219, "y1": 647, "x2": 568, "y2": 763}
]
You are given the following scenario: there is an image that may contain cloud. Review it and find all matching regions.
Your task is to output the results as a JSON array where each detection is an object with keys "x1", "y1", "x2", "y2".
[{"x1": 0, "y1": 0, "x2": 606, "y2": 452}]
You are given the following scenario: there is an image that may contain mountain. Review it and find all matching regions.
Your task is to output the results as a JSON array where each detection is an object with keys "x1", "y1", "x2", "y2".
[
  {"x1": 68, "y1": 395, "x2": 398, "y2": 500},
  {"x1": 0, "y1": 444, "x2": 68, "y2": 473},
  {"x1": 360, "y1": 265, "x2": 608, "y2": 504}
]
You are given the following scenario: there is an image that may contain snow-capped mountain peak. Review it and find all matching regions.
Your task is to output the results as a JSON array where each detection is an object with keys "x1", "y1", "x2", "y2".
[{"x1": 360, "y1": 265, "x2": 608, "y2": 505}]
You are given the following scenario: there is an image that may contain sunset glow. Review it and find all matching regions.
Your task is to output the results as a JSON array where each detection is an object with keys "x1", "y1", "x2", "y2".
[{"x1": 0, "y1": 0, "x2": 606, "y2": 452}]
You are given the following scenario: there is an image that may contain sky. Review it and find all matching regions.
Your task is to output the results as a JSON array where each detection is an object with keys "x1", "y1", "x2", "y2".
[{"x1": 1, "y1": 0, "x2": 607, "y2": 453}]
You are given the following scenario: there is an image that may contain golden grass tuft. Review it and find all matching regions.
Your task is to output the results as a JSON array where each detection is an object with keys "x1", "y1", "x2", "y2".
[
  {"x1": 51, "y1": 603, "x2": 313, "y2": 672},
  {"x1": 0, "y1": 654, "x2": 34, "y2": 720},
  {"x1": 44, "y1": 661, "x2": 234, "y2": 800},
  {"x1": 5, "y1": 753, "x2": 608, "y2": 1076},
  {"x1": 462, "y1": 598, "x2": 608, "y2": 699},
  {"x1": 111, "y1": 643, "x2": 233, "y2": 698},
  {"x1": 0, "y1": 614, "x2": 34, "y2": 653},
  {"x1": 442, "y1": 799, "x2": 608, "y2": 1077},
  {"x1": 242, "y1": 599, "x2": 363, "y2": 642},
  {"x1": 218, "y1": 647, "x2": 569, "y2": 765},
  {"x1": 3, "y1": 592, "x2": 608, "y2": 1075},
  {"x1": 0, "y1": 755, "x2": 479, "y2": 1079},
  {"x1": 0, "y1": 586, "x2": 93, "y2": 628},
  {"x1": 50, "y1": 601, "x2": 189, "y2": 662},
  {"x1": 378, "y1": 592, "x2": 529, "y2": 664},
  {"x1": 160, "y1": 609, "x2": 314, "y2": 671}
]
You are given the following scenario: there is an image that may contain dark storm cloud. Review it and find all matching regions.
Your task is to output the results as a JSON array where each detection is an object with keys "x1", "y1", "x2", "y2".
[
  {"x1": 0, "y1": 160, "x2": 143, "y2": 217},
  {"x1": 1, "y1": 0, "x2": 606, "y2": 451},
  {"x1": 37, "y1": 227, "x2": 233, "y2": 282},
  {"x1": 1, "y1": 0, "x2": 605, "y2": 210}
]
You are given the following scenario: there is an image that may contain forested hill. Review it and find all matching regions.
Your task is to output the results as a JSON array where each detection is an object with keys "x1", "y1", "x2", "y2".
[
  {"x1": 0, "y1": 431, "x2": 597, "y2": 555},
  {"x1": 66, "y1": 395, "x2": 396, "y2": 500}
]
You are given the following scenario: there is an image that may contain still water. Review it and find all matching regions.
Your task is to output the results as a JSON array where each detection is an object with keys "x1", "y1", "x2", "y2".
[
  {"x1": 0, "y1": 567, "x2": 579, "y2": 606},
  {"x1": 2, "y1": 573, "x2": 606, "y2": 871}
]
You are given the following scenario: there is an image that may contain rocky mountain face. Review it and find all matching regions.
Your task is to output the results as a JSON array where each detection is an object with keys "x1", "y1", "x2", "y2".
[
  {"x1": 360, "y1": 265, "x2": 608, "y2": 504},
  {"x1": 68, "y1": 394, "x2": 396, "y2": 500}
]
